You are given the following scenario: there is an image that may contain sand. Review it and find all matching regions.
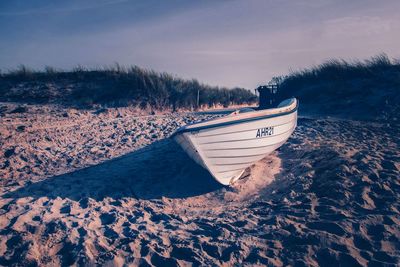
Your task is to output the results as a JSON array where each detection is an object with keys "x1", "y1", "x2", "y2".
[{"x1": 0, "y1": 103, "x2": 399, "y2": 266}]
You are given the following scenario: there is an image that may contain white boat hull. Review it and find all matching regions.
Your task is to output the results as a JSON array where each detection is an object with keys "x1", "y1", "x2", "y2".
[{"x1": 174, "y1": 98, "x2": 298, "y2": 185}]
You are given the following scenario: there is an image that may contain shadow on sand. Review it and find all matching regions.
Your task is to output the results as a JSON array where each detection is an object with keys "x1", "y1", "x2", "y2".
[{"x1": 4, "y1": 139, "x2": 222, "y2": 201}]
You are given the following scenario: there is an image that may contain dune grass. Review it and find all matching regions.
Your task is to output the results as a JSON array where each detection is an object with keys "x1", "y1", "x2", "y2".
[
  {"x1": 276, "y1": 54, "x2": 400, "y2": 120},
  {"x1": 0, "y1": 64, "x2": 257, "y2": 110}
]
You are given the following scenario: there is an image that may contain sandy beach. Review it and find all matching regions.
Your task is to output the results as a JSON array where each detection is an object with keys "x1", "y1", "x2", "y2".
[
  {"x1": 1, "y1": 0, "x2": 400, "y2": 265},
  {"x1": 0, "y1": 103, "x2": 399, "y2": 266}
]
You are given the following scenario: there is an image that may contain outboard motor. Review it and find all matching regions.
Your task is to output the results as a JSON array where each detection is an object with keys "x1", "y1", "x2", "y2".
[{"x1": 255, "y1": 84, "x2": 279, "y2": 110}]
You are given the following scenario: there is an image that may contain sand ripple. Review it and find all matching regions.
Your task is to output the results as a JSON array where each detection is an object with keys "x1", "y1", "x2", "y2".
[{"x1": 0, "y1": 105, "x2": 399, "y2": 266}]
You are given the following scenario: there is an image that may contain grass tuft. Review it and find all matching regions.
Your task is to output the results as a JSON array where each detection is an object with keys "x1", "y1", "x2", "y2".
[
  {"x1": 274, "y1": 53, "x2": 400, "y2": 120},
  {"x1": 0, "y1": 64, "x2": 257, "y2": 110}
]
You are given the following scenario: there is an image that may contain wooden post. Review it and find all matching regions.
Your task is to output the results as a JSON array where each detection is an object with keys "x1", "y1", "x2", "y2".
[{"x1": 197, "y1": 89, "x2": 200, "y2": 110}]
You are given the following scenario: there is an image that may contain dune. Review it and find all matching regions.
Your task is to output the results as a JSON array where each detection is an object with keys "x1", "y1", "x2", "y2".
[{"x1": 0, "y1": 103, "x2": 399, "y2": 266}]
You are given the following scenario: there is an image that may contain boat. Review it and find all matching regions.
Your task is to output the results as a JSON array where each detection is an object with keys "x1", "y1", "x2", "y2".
[{"x1": 173, "y1": 97, "x2": 298, "y2": 185}]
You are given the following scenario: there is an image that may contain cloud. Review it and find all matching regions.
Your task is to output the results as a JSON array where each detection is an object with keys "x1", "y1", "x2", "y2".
[
  {"x1": 1, "y1": 0, "x2": 400, "y2": 88},
  {"x1": 0, "y1": 0, "x2": 128, "y2": 16},
  {"x1": 323, "y1": 16, "x2": 398, "y2": 37}
]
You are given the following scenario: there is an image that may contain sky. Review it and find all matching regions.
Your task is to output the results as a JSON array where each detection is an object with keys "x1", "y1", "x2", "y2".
[{"x1": 0, "y1": 0, "x2": 399, "y2": 88}]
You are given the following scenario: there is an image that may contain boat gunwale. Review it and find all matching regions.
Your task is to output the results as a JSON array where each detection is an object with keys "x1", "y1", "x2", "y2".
[
  {"x1": 196, "y1": 118, "x2": 297, "y2": 138},
  {"x1": 172, "y1": 100, "x2": 298, "y2": 136}
]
